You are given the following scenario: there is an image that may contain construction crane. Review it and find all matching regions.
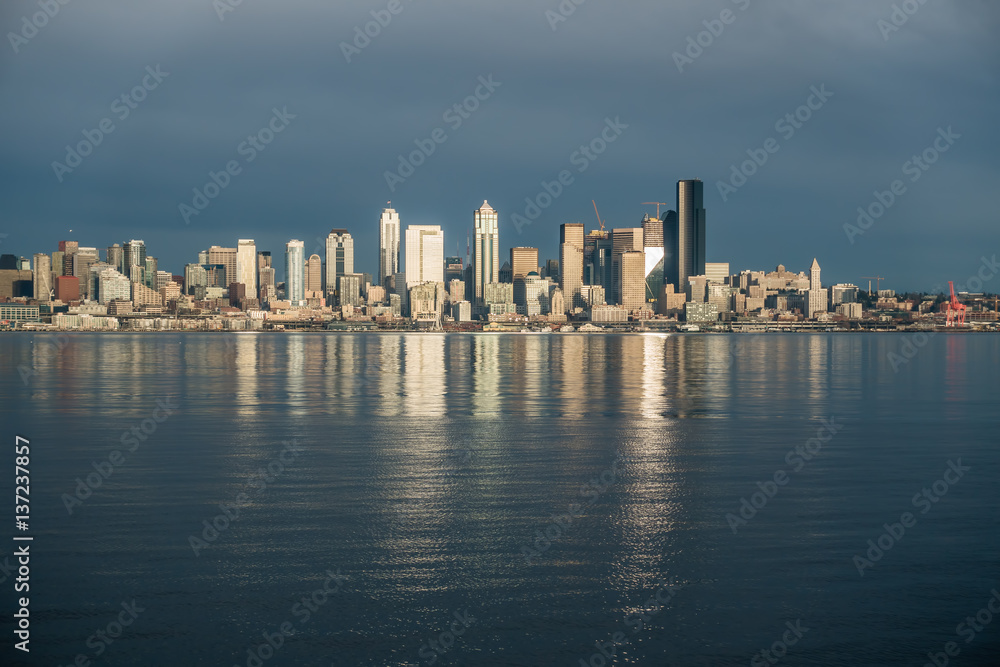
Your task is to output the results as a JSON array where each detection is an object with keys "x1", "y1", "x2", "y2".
[
  {"x1": 592, "y1": 200, "x2": 606, "y2": 232},
  {"x1": 946, "y1": 281, "x2": 966, "y2": 327},
  {"x1": 861, "y1": 276, "x2": 884, "y2": 295},
  {"x1": 642, "y1": 202, "x2": 669, "y2": 218}
]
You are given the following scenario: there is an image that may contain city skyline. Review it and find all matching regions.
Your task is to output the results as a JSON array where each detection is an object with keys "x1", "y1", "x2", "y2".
[{"x1": 2, "y1": 3, "x2": 995, "y2": 293}]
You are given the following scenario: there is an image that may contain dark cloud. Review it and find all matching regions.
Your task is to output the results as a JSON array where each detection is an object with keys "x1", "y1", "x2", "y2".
[{"x1": 1, "y1": 0, "x2": 996, "y2": 290}]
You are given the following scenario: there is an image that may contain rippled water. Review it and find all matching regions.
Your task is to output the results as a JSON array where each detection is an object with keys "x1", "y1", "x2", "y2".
[{"x1": 0, "y1": 332, "x2": 997, "y2": 666}]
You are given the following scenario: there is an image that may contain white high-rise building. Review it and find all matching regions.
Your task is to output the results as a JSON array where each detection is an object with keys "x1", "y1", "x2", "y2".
[
  {"x1": 379, "y1": 207, "x2": 400, "y2": 286},
  {"x1": 237, "y1": 239, "x2": 257, "y2": 294},
  {"x1": 404, "y1": 225, "x2": 444, "y2": 287},
  {"x1": 325, "y1": 229, "x2": 354, "y2": 296},
  {"x1": 473, "y1": 200, "x2": 499, "y2": 304},
  {"x1": 806, "y1": 258, "x2": 827, "y2": 318},
  {"x1": 33, "y1": 253, "x2": 51, "y2": 301},
  {"x1": 285, "y1": 240, "x2": 305, "y2": 304}
]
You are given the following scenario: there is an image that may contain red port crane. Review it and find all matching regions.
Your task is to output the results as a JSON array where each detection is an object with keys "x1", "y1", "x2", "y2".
[{"x1": 946, "y1": 281, "x2": 966, "y2": 327}]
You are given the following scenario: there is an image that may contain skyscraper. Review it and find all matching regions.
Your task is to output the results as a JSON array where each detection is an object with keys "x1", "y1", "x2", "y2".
[
  {"x1": 806, "y1": 258, "x2": 827, "y2": 318},
  {"x1": 123, "y1": 240, "x2": 147, "y2": 282},
  {"x1": 620, "y1": 250, "x2": 646, "y2": 313},
  {"x1": 641, "y1": 215, "x2": 665, "y2": 304},
  {"x1": 379, "y1": 207, "x2": 400, "y2": 286},
  {"x1": 237, "y1": 239, "x2": 257, "y2": 294},
  {"x1": 473, "y1": 200, "x2": 499, "y2": 304},
  {"x1": 584, "y1": 229, "x2": 612, "y2": 295},
  {"x1": 611, "y1": 228, "x2": 643, "y2": 305},
  {"x1": 404, "y1": 225, "x2": 444, "y2": 287},
  {"x1": 665, "y1": 179, "x2": 706, "y2": 292},
  {"x1": 285, "y1": 240, "x2": 305, "y2": 303},
  {"x1": 208, "y1": 246, "x2": 237, "y2": 289},
  {"x1": 510, "y1": 247, "x2": 539, "y2": 281},
  {"x1": 32, "y1": 253, "x2": 51, "y2": 301},
  {"x1": 305, "y1": 254, "x2": 323, "y2": 294},
  {"x1": 325, "y1": 229, "x2": 354, "y2": 296},
  {"x1": 559, "y1": 223, "x2": 585, "y2": 311}
]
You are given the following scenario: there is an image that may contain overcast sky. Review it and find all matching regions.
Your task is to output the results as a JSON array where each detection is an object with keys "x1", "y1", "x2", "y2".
[{"x1": 1, "y1": 0, "x2": 997, "y2": 291}]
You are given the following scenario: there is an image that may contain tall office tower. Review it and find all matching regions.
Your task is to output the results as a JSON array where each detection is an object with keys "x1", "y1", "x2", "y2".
[
  {"x1": 611, "y1": 228, "x2": 644, "y2": 304},
  {"x1": 257, "y1": 251, "x2": 272, "y2": 271},
  {"x1": 379, "y1": 207, "x2": 400, "y2": 286},
  {"x1": 510, "y1": 247, "x2": 539, "y2": 281},
  {"x1": 806, "y1": 258, "x2": 827, "y2": 318},
  {"x1": 305, "y1": 254, "x2": 323, "y2": 294},
  {"x1": 325, "y1": 229, "x2": 354, "y2": 296},
  {"x1": 544, "y1": 259, "x2": 560, "y2": 281},
  {"x1": 258, "y1": 267, "x2": 276, "y2": 303},
  {"x1": 473, "y1": 200, "x2": 499, "y2": 303},
  {"x1": 404, "y1": 225, "x2": 444, "y2": 287},
  {"x1": 665, "y1": 179, "x2": 707, "y2": 292},
  {"x1": 208, "y1": 246, "x2": 238, "y2": 291},
  {"x1": 185, "y1": 264, "x2": 208, "y2": 295},
  {"x1": 809, "y1": 257, "x2": 821, "y2": 291},
  {"x1": 33, "y1": 253, "x2": 51, "y2": 301},
  {"x1": 640, "y1": 215, "x2": 665, "y2": 304},
  {"x1": 122, "y1": 240, "x2": 147, "y2": 281},
  {"x1": 0, "y1": 255, "x2": 16, "y2": 270},
  {"x1": 559, "y1": 223, "x2": 585, "y2": 311},
  {"x1": 620, "y1": 250, "x2": 646, "y2": 313},
  {"x1": 584, "y1": 230, "x2": 612, "y2": 293},
  {"x1": 198, "y1": 250, "x2": 210, "y2": 265},
  {"x1": 445, "y1": 256, "x2": 464, "y2": 283},
  {"x1": 59, "y1": 242, "x2": 78, "y2": 276},
  {"x1": 144, "y1": 257, "x2": 158, "y2": 288},
  {"x1": 73, "y1": 248, "x2": 99, "y2": 297},
  {"x1": 237, "y1": 239, "x2": 257, "y2": 294},
  {"x1": 106, "y1": 244, "x2": 123, "y2": 272},
  {"x1": 285, "y1": 240, "x2": 305, "y2": 303}
]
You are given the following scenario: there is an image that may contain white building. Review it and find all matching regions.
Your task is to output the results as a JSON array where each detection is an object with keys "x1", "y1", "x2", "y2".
[
  {"x1": 379, "y1": 207, "x2": 400, "y2": 286},
  {"x1": 473, "y1": 201, "x2": 499, "y2": 303},
  {"x1": 405, "y1": 225, "x2": 444, "y2": 288},
  {"x1": 285, "y1": 240, "x2": 305, "y2": 304},
  {"x1": 237, "y1": 239, "x2": 257, "y2": 294}
]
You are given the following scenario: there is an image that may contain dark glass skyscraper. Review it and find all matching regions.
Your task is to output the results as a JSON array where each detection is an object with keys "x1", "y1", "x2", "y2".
[{"x1": 665, "y1": 179, "x2": 706, "y2": 291}]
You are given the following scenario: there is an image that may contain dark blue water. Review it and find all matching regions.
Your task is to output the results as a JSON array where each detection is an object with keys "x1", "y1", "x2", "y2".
[{"x1": 0, "y1": 332, "x2": 997, "y2": 666}]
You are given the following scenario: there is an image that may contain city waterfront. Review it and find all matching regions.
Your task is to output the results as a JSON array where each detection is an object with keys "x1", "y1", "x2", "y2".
[{"x1": 2, "y1": 332, "x2": 997, "y2": 665}]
